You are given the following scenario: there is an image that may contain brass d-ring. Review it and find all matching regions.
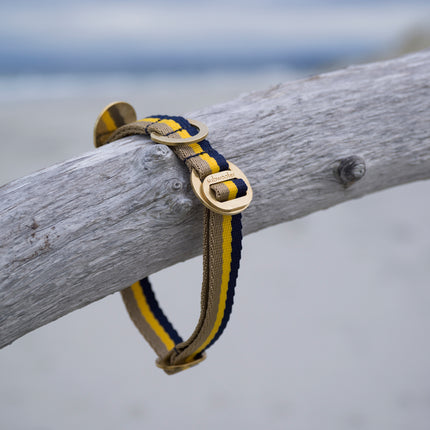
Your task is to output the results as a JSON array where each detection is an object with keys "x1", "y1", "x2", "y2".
[{"x1": 150, "y1": 119, "x2": 209, "y2": 146}]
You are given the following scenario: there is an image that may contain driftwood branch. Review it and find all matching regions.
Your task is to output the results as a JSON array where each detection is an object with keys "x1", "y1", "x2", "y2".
[{"x1": 1, "y1": 50, "x2": 430, "y2": 348}]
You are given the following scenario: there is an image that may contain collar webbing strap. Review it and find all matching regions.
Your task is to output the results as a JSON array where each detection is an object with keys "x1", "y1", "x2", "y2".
[{"x1": 93, "y1": 103, "x2": 252, "y2": 374}]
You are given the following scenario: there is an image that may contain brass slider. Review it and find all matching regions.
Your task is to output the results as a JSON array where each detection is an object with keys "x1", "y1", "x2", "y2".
[
  {"x1": 190, "y1": 162, "x2": 253, "y2": 215},
  {"x1": 156, "y1": 353, "x2": 207, "y2": 374},
  {"x1": 150, "y1": 119, "x2": 209, "y2": 146}
]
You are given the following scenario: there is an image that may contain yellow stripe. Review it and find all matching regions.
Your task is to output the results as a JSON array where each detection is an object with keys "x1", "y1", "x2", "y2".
[
  {"x1": 160, "y1": 119, "x2": 191, "y2": 139},
  {"x1": 188, "y1": 142, "x2": 204, "y2": 155},
  {"x1": 200, "y1": 153, "x2": 221, "y2": 173},
  {"x1": 187, "y1": 142, "x2": 220, "y2": 173},
  {"x1": 101, "y1": 111, "x2": 116, "y2": 131},
  {"x1": 130, "y1": 282, "x2": 176, "y2": 351},
  {"x1": 140, "y1": 118, "x2": 192, "y2": 139},
  {"x1": 140, "y1": 117, "x2": 159, "y2": 123},
  {"x1": 225, "y1": 181, "x2": 238, "y2": 200},
  {"x1": 188, "y1": 215, "x2": 233, "y2": 360},
  {"x1": 139, "y1": 117, "x2": 165, "y2": 131}
]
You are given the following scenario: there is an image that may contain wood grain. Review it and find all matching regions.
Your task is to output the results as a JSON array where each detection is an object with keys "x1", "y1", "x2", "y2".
[{"x1": 1, "y1": 50, "x2": 429, "y2": 348}]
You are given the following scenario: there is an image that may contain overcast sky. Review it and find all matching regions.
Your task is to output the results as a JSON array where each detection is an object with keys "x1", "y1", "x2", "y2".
[{"x1": 1, "y1": 0, "x2": 429, "y2": 72}]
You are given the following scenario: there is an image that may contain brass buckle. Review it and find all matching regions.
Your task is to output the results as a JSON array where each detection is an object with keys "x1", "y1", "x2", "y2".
[
  {"x1": 190, "y1": 162, "x2": 253, "y2": 215},
  {"x1": 150, "y1": 119, "x2": 209, "y2": 146}
]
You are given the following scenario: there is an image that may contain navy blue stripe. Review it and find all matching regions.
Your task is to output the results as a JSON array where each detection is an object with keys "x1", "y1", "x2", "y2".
[
  {"x1": 205, "y1": 214, "x2": 242, "y2": 350},
  {"x1": 231, "y1": 178, "x2": 248, "y2": 197},
  {"x1": 197, "y1": 140, "x2": 229, "y2": 171},
  {"x1": 171, "y1": 116, "x2": 199, "y2": 136},
  {"x1": 139, "y1": 277, "x2": 183, "y2": 345}
]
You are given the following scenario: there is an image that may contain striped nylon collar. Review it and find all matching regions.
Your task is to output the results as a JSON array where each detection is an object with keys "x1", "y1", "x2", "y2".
[{"x1": 94, "y1": 102, "x2": 252, "y2": 374}]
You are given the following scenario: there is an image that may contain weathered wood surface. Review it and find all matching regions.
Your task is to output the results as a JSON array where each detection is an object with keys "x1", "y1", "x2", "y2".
[{"x1": 1, "y1": 50, "x2": 430, "y2": 348}]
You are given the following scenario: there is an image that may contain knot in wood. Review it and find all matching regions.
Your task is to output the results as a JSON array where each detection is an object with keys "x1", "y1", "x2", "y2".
[
  {"x1": 333, "y1": 155, "x2": 366, "y2": 187},
  {"x1": 143, "y1": 144, "x2": 171, "y2": 162}
]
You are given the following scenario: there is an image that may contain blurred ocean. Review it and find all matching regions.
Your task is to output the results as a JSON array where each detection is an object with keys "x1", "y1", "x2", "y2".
[{"x1": 1, "y1": 1, "x2": 430, "y2": 429}]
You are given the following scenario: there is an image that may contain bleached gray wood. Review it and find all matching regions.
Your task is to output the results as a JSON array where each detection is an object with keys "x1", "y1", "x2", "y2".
[{"x1": 1, "y1": 50, "x2": 430, "y2": 348}]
